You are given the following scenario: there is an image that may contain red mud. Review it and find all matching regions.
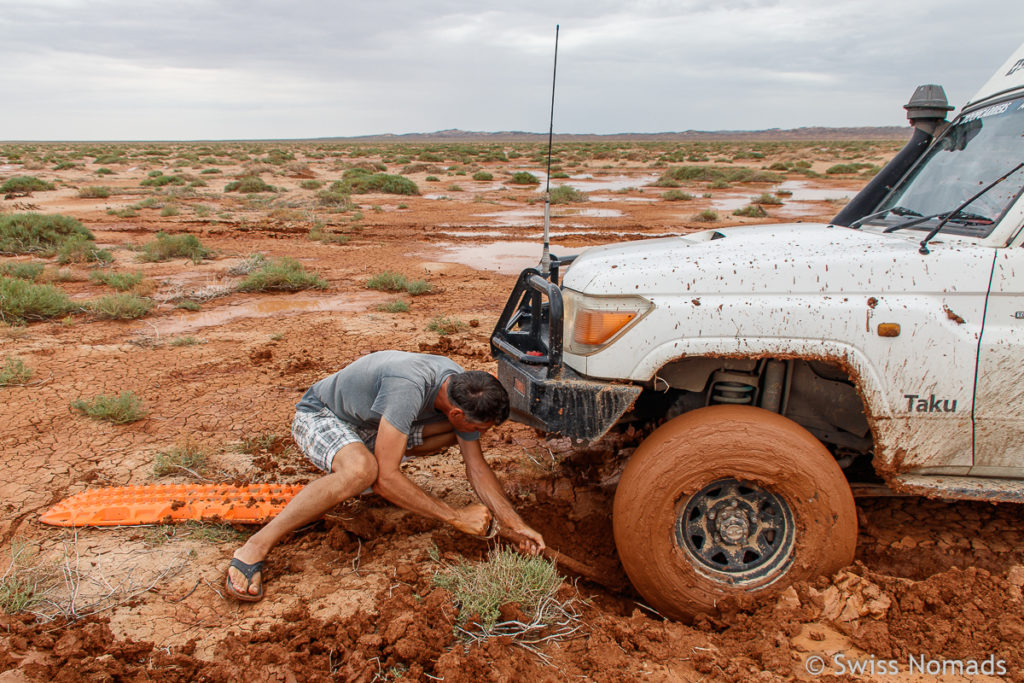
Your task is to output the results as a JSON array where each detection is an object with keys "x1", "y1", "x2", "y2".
[{"x1": 3, "y1": 140, "x2": 1023, "y2": 681}]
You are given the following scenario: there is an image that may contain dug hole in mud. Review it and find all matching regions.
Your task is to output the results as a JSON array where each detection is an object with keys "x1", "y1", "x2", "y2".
[{"x1": 492, "y1": 42, "x2": 1024, "y2": 620}]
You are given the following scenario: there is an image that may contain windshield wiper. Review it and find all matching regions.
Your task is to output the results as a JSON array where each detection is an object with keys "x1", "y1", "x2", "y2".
[
  {"x1": 917, "y1": 161, "x2": 1024, "y2": 254},
  {"x1": 848, "y1": 205, "x2": 920, "y2": 229},
  {"x1": 883, "y1": 208, "x2": 994, "y2": 234}
]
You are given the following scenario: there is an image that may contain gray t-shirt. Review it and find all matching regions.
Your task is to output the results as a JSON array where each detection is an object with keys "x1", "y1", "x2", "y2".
[{"x1": 296, "y1": 350, "x2": 479, "y2": 441}]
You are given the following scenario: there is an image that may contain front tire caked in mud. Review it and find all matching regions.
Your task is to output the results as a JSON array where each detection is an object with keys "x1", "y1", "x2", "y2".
[{"x1": 612, "y1": 405, "x2": 857, "y2": 619}]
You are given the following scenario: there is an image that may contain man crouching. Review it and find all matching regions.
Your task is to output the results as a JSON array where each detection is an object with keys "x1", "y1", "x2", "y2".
[{"x1": 226, "y1": 350, "x2": 545, "y2": 601}]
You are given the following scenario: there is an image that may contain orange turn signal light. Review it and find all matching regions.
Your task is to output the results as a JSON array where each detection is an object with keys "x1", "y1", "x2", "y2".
[
  {"x1": 877, "y1": 323, "x2": 901, "y2": 337},
  {"x1": 573, "y1": 310, "x2": 637, "y2": 346}
]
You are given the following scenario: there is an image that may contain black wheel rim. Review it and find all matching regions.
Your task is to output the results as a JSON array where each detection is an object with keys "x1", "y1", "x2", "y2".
[{"x1": 676, "y1": 478, "x2": 795, "y2": 584}]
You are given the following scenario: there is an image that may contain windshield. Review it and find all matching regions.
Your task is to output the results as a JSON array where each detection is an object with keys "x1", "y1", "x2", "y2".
[{"x1": 872, "y1": 95, "x2": 1024, "y2": 237}]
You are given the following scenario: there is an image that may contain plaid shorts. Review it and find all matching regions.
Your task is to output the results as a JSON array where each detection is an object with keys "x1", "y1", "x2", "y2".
[{"x1": 292, "y1": 406, "x2": 425, "y2": 473}]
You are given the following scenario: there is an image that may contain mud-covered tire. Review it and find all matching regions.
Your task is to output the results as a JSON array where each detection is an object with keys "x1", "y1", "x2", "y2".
[{"x1": 612, "y1": 405, "x2": 857, "y2": 619}]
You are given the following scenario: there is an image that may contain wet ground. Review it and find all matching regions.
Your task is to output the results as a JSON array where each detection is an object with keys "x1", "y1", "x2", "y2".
[{"x1": 3, "y1": 138, "x2": 1023, "y2": 681}]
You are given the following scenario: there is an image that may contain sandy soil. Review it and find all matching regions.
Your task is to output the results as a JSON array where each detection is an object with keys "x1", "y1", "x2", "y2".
[{"x1": 3, "y1": 140, "x2": 1023, "y2": 681}]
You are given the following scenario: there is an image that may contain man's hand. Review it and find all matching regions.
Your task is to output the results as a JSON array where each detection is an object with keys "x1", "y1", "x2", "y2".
[
  {"x1": 500, "y1": 523, "x2": 545, "y2": 557},
  {"x1": 451, "y1": 503, "x2": 492, "y2": 537}
]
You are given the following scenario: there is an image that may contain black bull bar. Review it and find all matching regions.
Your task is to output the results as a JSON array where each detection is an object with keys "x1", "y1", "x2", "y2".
[{"x1": 489, "y1": 258, "x2": 641, "y2": 442}]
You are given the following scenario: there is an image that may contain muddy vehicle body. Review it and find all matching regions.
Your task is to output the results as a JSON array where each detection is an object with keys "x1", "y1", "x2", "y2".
[{"x1": 490, "y1": 43, "x2": 1024, "y2": 618}]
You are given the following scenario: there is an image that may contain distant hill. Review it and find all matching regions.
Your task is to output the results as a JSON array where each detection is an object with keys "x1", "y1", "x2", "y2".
[{"x1": 315, "y1": 127, "x2": 912, "y2": 143}]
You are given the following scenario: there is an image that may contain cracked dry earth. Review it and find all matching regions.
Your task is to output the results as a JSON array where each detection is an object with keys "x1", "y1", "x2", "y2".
[{"x1": 3, "y1": 141, "x2": 1024, "y2": 682}]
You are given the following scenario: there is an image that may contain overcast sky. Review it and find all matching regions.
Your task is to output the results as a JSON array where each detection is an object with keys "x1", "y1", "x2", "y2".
[{"x1": 2, "y1": 1, "x2": 1021, "y2": 141}]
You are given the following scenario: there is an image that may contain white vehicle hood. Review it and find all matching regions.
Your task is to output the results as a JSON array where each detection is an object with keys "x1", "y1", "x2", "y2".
[{"x1": 562, "y1": 223, "x2": 994, "y2": 297}]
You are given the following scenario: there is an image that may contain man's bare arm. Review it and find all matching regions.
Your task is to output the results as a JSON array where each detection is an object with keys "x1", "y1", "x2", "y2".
[
  {"x1": 459, "y1": 436, "x2": 545, "y2": 555},
  {"x1": 371, "y1": 418, "x2": 490, "y2": 535}
]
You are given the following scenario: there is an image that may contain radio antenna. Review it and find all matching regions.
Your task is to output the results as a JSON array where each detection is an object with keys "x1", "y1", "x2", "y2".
[{"x1": 540, "y1": 24, "x2": 559, "y2": 277}]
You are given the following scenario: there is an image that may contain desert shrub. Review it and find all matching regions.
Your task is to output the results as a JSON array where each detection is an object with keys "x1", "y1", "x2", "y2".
[
  {"x1": 89, "y1": 269, "x2": 144, "y2": 291},
  {"x1": 160, "y1": 204, "x2": 180, "y2": 217},
  {"x1": 87, "y1": 293, "x2": 153, "y2": 319},
  {"x1": 0, "y1": 262, "x2": 44, "y2": 281},
  {"x1": 366, "y1": 271, "x2": 431, "y2": 295},
  {"x1": 139, "y1": 232, "x2": 210, "y2": 263},
  {"x1": 227, "y1": 253, "x2": 268, "y2": 276},
  {"x1": 0, "y1": 176, "x2": 54, "y2": 194},
  {"x1": 752, "y1": 193, "x2": 783, "y2": 205},
  {"x1": 225, "y1": 176, "x2": 275, "y2": 193},
  {"x1": 308, "y1": 224, "x2": 350, "y2": 244},
  {"x1": 0, "y1": 277, "x2": 74, "y2": 322},
  {"x1": 658, "y1": 165, "x2": 782, "y2": 185},
  {"x1": 548, "y1": 186, "x2": 587, "y2": 204},
  {"x1": 78, "y1": 186, "x2": 111, "y2": 198},
  {"x1": 695, "y1": 209, "x2": 719, "y2": 222},
  {"x1": 71, "y1": 391, "x2": 146, "y2": 424},
  {"x1": 153, "y1": 441, "x2": 208, "y2": 477},
  {"x1": 427, "y1": 316, "x2": 467, "y2": 335},
  {"x1": 169, "y1": 334, "x2": 202, "y2": 345},
  {"x1": 432, "y1": 547, "x2": 578, "y2": 639},
  {"x1": 0, "y1": 356, "x2": 33, "y2": 387},
  {"x1": 236, "y1": 257, "x2": 328, "y2": 292},
  {"x1": 733, "y1": 204, "x2": 768, "y2": 217},
  {"x1": 339, "y1": 169, "x2": 419, "y2": 195},
  {"x1": 175, "y1": 300, "x2": 201, "y2": 311},
  {"x1": 200, "y1": 168, "x2": 222, "y2": 174},
  {"x1": 96, "y1": 168, "x2": 115, "y2": 176},
  {"x1": 472, "y1": 171, "x2": 493, "y2": 181},
  {"x1": 0, "y1": 213, "x2": 94, "y2": 256},
  {"x1": 662, "y1": 190, "x2": 694, "y2": 201},
  {"x1": 317, "y1": 187, "x2": 355, "y2": 208},
  {"x1": 509, "y1": 171, "x2": 540, "y2": 185},
  {"x1": 300, "y1": 179, "x2": 323, "y2": 190},
  {"x1": 826, "y1": 163, "x2": 872, "y2": 175},
  {"x1": 425, "y1": 175, "x2": 440, "y2": 182},
  {"x1": 376, "y1": 299, "x2": 410, "y2": 313},
  {"x1": 140, "y1": 173, "x2": 186, "y2": 187}
]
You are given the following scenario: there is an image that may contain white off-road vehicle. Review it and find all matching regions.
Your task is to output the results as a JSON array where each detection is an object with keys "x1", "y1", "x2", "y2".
[{"x1": 490, "y1": 42, "x2": 1024, "y2": 618}]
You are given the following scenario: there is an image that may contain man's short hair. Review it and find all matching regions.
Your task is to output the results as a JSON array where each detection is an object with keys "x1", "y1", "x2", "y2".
[{"x1": 447, "y1": 371, "x2": 510, "y2": 425}]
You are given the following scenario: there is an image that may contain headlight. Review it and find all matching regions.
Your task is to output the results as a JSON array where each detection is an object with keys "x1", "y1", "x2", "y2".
[{"x1": 563, "y1": 289, "x2": 652, "y2": 355}]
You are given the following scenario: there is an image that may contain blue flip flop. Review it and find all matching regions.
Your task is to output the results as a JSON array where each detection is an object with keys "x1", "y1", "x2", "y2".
[{"x1": 225, "y1": 557, "x2": 264, "y2": 602}]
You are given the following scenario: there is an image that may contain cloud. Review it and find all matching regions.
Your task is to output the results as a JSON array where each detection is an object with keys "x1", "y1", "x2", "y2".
[{"x1": 0, "y1": 0, "x2": 1020, "y2": 138}]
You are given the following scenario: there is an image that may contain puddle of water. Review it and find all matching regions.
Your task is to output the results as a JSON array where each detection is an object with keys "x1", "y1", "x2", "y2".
[
  {"x1": 148, "y1": 292, "x2": 384, "y2": 334},
  {"x1": 548, "y1": 174, "x2": 660, "y2": 192},
  {"x1": 424, "y1": 241, "x2": 584, "y2": 274},
  {"x1": 479, "y1": 206, "x2": 623, "y2": 226},
  {"x1": 773, "y1": 180, "x2": 860, "y2": 202}
]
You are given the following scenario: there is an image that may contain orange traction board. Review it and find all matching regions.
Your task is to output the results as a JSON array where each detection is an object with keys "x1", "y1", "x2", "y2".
[{"x1": 39, "y1": 483, "x2": 303, "y2": 527}]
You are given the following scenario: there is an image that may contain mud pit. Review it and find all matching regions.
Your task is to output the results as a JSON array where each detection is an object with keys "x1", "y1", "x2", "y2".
[{"x1": 3, "y1": 139, "x2": 1024, "y2": 681}]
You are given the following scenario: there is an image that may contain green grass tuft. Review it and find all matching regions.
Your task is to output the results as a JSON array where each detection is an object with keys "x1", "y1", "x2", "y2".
[
  {"x1": 140, "y1": 173, "x2": 186, "y2": 187},
  {"x1": 0, "y1": 176, "x2": 54, "y2": 194},
  {"x1": 153, "y1": 441, "x2": 209, "y2": 477},
  {"x1": 236, "y1": 257, "x2": 328, "y2": 292},
  {"x1": 87, "y1": 293, "x2": 153, "y2": 319},
  {"x1": 432, "y1": 547, "x2": 564, "y2": 632},
  {"x1": 56, "y1": 235, "x2": 113, "y2": 265},
  {"x1": 376, "y1": 299, "x2": 410, "y2": 313},
  {"x1": 336, "y1": 169, "x2": 419, "y2": 195},
  {"x1": 71, "y1": 390, "x2": 147, "y2": 424},
  {"x1": 225, "y1": 176, "x2": 275, "y2": 193},
  {"x1": 78, "y1": 186, "x2": 111, "y2": 198},
  {"x1": 0, "y1": 276, "x2": 75, "y2": 322},
  {"x1": 752, "y1": 193, "x2": 783, "y2": 205},
  {"x1": 695, "y1": 209, "x2": 719, "y2": 222},
  {"x1": 0, "y1": 213, "x2": 94, "y2": 256},
  {"x1": 0, "y1": 356, "x2": 34, "y2": 387},
  {"x1": 548, "y1": 186, "x2": 587, "y2": 204},
  {"x1": 733, "y1": 204, "x2": 768, "y2": 218},
  {"x1": 89, "y1": 269, "x2": 144, "y2": 291},
  {"x1": 427, "y1": 316, "x2": 467, "y2": 335},
  {"x1": 139, "y1": 232, "x2": 210, "y2": 263},
  {"x1": 472, "y1": 171, "x2": 493, "y2": 181},
  {"x1": 366, "y1": 271, "x2": 431, "y2": 295},
  {"x1": 509, "y1": 171, "x2": 540, "y2": 185},
  {"x1": 0, "y1": 262, "x2": 44, "y2": 281},
  {"x1": 662, "y1": 190, "x2": 694, "y2": 201}
]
